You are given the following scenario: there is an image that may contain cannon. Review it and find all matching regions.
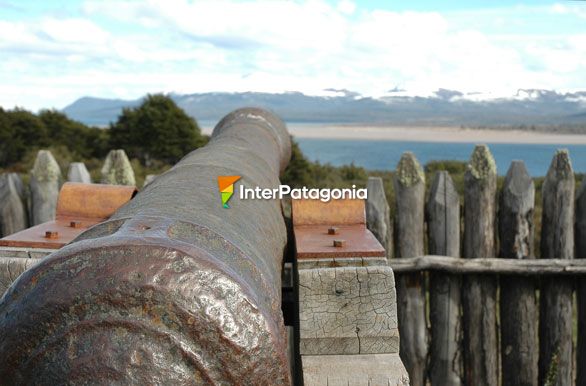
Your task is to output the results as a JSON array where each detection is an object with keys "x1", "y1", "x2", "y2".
[{"x1": 0, "y1": 108, "x2": 292, "y2": 385}]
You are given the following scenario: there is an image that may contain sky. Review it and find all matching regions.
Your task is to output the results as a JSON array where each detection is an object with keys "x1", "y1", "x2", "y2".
[{"x1": 1, "y1": 0, "x2": 586, "y2": 111}]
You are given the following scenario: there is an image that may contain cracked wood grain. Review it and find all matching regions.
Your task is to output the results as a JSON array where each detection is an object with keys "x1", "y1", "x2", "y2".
[
  {"x1": 539, "y1": 150, "x2": 574, "y2": 386},
  {"x1": 577, "y1": 178, "x2": 586, "y2": 386},
  {"x1": 0, "y1": 173, "x2": 28, "y2": 237},
  {"x1": 298, "y1": 266, "x2": 399, "y2": 356},
  {"x1": 499, "y1": 161, "x2": 538, "y2": 386},
  {"x1": 462, "y1": 145, "x2": 498, "y2": 386},
  {"x1": 366, "y1": 177, "x2": 393, "y2": 259},
  {"x1": 30, "y1": 150, "x2": 61, "y2": 225},
  {"x1": 393, "y1": 152, "x2": 428, "y2": 386},
  {"x1": 426, "y1": 171, "x2": 463, "y2": 386}
]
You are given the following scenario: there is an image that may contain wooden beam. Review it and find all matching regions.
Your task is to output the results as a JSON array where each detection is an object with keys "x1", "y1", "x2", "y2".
[{"x1": 388, "y1": 255, "x2": 586, "y2": 275}]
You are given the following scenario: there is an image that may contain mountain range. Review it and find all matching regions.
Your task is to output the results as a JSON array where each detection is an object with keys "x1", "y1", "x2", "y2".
[{"x1": 62, "y1": 89, "x2": 586, "y2": 129}]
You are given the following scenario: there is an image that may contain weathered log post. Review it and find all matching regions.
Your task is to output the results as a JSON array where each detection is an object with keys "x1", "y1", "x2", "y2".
[
  {"x1": 101, "y1": 149, "x2": 136, "y2": 186},
  {"x1": 0, "y1": 108, "x2": 292, "y2": 385},
  {"x1": 143, "y1": 174, "x2": 158, "y2": 187},
  {"x1": 462, "y1": 145, "x2": 498, "y2": 386},
  {"x1": 0, "y1": 173, "x2": 27, "y2": 237},
  {"x1": 393, "y1": 151, "x2": 428, "y2": 386},
  {"x1": 577, "y1": 178, "x2": 586, "y2": 386},
  {"x1": 499, "y1": 161, "x2": 538, "y2": 386},
  {"x1": 30, "y1": 150, "x2": 62, "y2": 225},
  {"x1": 539, "y1": 150, "x2": 574, "y2": 386},
  {"x1": 426, "y1": 171, "x2": 463, "y2": 385},
  {"x1": 366, "y1": 176, "x2": 392, "y2": 258},
  {"x1": 67, "y1": 162, "x2": 92, "y2": 183}
]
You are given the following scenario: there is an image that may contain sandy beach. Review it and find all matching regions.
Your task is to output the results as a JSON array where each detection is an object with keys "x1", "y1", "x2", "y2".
[{"x1": 285, "y1": 124, "x2": 586, "y2": 145}]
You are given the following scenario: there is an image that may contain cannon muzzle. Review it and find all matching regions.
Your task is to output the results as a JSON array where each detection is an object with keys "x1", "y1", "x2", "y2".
[{"x1": 0, "y1": 108, "x2": 292, "y2": 385}]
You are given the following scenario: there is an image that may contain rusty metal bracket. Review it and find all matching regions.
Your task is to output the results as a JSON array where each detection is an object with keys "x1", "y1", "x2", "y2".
[
  {"x1": 292, "y1": 198, "x2": 385, "y2": 259},
  {"x1": 0, "y1": 182, "x2": 137, "y2": 249}
]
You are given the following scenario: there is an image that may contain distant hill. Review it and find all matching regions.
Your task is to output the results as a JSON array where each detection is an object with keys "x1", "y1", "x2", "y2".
[
  {"x1": 63, "y1": 96, "x2": 142, "y2": 126},
  {"x1": 62, "y1": 90, "x2": 586, "y2": 129}
]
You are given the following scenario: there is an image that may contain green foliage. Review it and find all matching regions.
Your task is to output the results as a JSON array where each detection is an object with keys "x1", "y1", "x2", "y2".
[
  {"x1": 0, "y1": 108, "x2": 49, "y2": 167},
  {"x1": 281, "y1": 139, "x2": 369, "y2": 189},
  {"x1": 38, "y1": 109, "x2": 110, "y2": 159},
  {"x1": 0, "y1": 107, "x2": 109, "y2": 169},
  {"x1": 109, "y1": 94, "x2": 208, "y2": 165},
  {"x1": 280, "y1": 138, "x2": 314, "y2": 188},
  {"x1": 424, "y1": 160, "x2": 467, "y2": 175}
]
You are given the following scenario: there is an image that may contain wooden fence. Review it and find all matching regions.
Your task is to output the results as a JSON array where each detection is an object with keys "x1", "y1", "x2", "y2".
[
  {"x1": 0, "y1": 149, "x2": 138, "y2": 238},
  {"x1": 3, "y1": 145, "x2": 586, "y2": 385},
  {"x1": 368, "y1": 145, "x2": 585, "y2": 386}
]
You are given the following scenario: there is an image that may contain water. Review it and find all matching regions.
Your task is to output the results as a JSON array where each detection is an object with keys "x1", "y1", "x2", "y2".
[{"x1": 296, "y1": 138, "x2": 586, "y2": 177}]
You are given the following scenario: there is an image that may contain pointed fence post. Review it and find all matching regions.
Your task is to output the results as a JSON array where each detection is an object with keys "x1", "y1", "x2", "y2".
[
  {"x1": 499, "y1": 160, "x2": 538, "y2": 386},
  {"x1": 30, "y1": 150, "x2": 62, "y2": 225},
  {"x1": 0, "y1": 173, "x2": 28, "y2": 237},
  {"x1": 576, "y1": 178, "x2": 586, "y2": 386},
  {"x1": 143, "y1": 174, "x2": 158, "y2": 188},
  {"x1": 426, "y1": 171, "x2": 463, "y2": 386},
  {"x1": 101, "y1": 150, "x2": 136, "y2": 186},
  {"x1": 393, "y1": 152, "x2": 428, "y2": 386},
  {"x1": 462, "y1": 145, "x2": 498, "y2": 386},
  {"x1": 67, "y1": 162, "x2": 92, "y2": 183},
  {"x1": 538, "y1": 150, "x2": 574, "y2": 386},
  {"x1": 366, "y1": 176, "x2": 392, "y2": 258}
]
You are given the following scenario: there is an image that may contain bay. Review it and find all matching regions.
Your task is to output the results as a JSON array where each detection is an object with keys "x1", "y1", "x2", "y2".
[{"x1": 296, "y1": 138, "x2": 586, "y2": 177}]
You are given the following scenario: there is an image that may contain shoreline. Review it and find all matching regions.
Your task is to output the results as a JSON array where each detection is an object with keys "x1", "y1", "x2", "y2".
[{"x1": 286, "y1": 124, "x2": 586, "y2": 145}]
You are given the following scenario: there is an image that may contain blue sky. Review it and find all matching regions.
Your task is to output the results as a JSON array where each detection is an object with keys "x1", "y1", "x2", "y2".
[{"x1": 1, "y1": 0, "x2": 586, "y2": 111}]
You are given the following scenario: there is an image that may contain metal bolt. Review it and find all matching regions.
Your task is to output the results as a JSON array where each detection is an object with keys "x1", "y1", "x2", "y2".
[
  {"x1": 45, "y1": 231, "x2": 59, "y2": 239},
  {"x1": 328, "y1": 227, "x2": 338, "y2": 235},
  {"x1": 333, "y1": 239, "x2": 345, "y2": 248},
  {"x1": 70, "y1": 221, "x2": 82, "y2": 228}
]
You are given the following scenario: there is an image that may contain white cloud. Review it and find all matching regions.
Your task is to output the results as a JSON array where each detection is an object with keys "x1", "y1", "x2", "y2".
[
  {"x1": 337, "y1": 0, "x2": 355, "y2": 15},
  {"x1": 1, "y1": 0, "x2": 586, "y2": 110},
  {"x1": 552, "y1": 3, "x2": 586, "y2": 19}
]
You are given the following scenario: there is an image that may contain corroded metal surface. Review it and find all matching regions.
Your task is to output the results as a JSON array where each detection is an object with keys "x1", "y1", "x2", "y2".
[
  {"x1": 56, "y1": 182, "x2": 137, "y2": 220},
  {"x1": 0, "y1": 108, "x2": 292, "y2": 385},
  {"x1": 0, "y1": 219, "x2": 92, "y2": 248},
  {"x1": 295, "y1": 224, "x2": 385, "y2": 259},
  {"x1": 0, "y1": 183, "x2": 137, "y2": 249},
  {"x1": 292, "y1": 198, "x2": 365, "y2": 226},
  {"x1": 292, "y1": 199, "x2": 384, "y2": 259}
]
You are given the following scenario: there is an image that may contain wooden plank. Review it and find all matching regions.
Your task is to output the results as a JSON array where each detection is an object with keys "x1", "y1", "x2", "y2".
[
  {"x1": 499, "y1": 161, "x2": 538, "y2": 386},
  {"x1": 538, "y1": 150, "x2": 575, "y2": 386},
  {"x1": 426, "y1": 171, "x2": 463, "y2": 386},
  {"x1": 387, "y1": 255, "x2": 586, "y2": 274},
  {"x1": 393, "y1": 152, "x2": 428, "y2": 386},
  {"x1": 577, "y1": 178, "x2": 586, "y2": 386},
  {"x1": 461, "y1": 145, "x2": 498, "y2": 386}
]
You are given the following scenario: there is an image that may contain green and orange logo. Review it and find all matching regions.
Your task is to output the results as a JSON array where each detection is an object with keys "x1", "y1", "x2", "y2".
[{"x1": 217, "y1": 176, "x2": 241, "y2": 208}]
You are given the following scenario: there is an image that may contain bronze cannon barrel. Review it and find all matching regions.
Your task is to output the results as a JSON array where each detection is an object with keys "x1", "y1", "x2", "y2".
[{"x1": 0, "y1": 108, "x2": 292, "y2": 385}]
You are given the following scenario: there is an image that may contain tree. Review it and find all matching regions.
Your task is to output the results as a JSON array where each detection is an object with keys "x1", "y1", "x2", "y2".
[
  {"x1": 0, "y1": 108, "x2": 49, "y2": 167},
  {"x1": 109, "y1": 94, "x2": 207, "y2": 165},
  {"x1": 280, "y1": 138, "x2": 313, "y2": 188},
  {"x1": 38, "y1": 109, "x2": 109, "y2": 159}
]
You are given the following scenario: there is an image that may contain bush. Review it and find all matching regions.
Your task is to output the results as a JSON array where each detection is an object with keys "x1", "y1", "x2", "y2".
[{"x1": 109, "y1": 94, "x2": 208, "y2": 165}]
